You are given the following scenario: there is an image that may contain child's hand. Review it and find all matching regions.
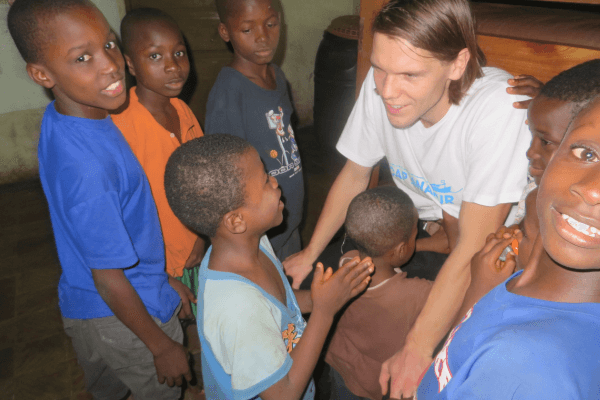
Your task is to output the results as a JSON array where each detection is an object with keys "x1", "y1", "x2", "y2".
[
  {"x1": 153, "y1": 338, "x2": 192, "y2": 387},
  {"x1": 507, "y1": 74, "x2": 544, "y2": 109},
  {"x1": 311, "y1": 257, "x2": 373, "y2": 318},
  {"x1": 470, "y1": 226, "x2": 521, "y2": 292},
  {"x1": 168, "y1": 276, "x2": 196, "y2": 319}
]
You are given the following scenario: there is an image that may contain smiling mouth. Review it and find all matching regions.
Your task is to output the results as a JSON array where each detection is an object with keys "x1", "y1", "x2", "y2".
[
  {"x1": 561, "y1": 213, "x2": 599, "y2": 238},
  {"x1": 103, "y1": 79, "x2": 124, "y2": 95},
  {"x1": 385, "y1": 103, "x2": 406, "y2": 115}
]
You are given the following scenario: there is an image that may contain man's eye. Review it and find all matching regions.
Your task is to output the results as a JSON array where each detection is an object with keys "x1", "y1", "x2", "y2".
[
  {"x1": 76, "y1": 54, "x2": 91, "y2": 62},
  {"x1": 150, "y1": 53, "x2": 162, "y2": 60},
  {"x1": 572, "y1": 147, "x2": 599, "y2": 162},
  {"x1": 105, "y1": 41, "x2": 117, "y2": 50}
]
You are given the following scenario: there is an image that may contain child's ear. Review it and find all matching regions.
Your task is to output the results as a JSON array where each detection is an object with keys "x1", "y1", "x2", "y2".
[
  {"x1": 124, "y1": 54, "x2": 136, "y2": 77},
  {"x1": 218, "y1": 22, "x2": 231, "y2": 43},
  {"x1": 26, "y1": 63, "x2": 54, "y2": 89},
  {"x1": 392, "y1": 241, "x2": 408, "y2": 258},
  {"x1": 223, "y1": 211, "x2": 246, "y2": 234}
]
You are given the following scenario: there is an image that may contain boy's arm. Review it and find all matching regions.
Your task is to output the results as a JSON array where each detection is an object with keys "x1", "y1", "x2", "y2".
[
  {"x1": 380, "y1": 201, "x2": 511, "y2": 399},
  {"x1": 92, "y1": 268, "x2": 191, "y2": 387},
  {"x1": 261, "y1": 259, "x2": 372, "y2": 400},
  {"x1": 283, "y1": 160, "x2": 372, "y2": 288},
  {"x1": 184, "y1": 236, "x2": 206, "y2": 269},
  {"x1": 293, "y1": 290, "x2": 312, "y2": 314}
]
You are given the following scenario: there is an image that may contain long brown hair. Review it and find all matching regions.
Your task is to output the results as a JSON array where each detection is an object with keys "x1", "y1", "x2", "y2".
[{"x1": 373, "y1": 0, "x2": 486, "y2": 104}]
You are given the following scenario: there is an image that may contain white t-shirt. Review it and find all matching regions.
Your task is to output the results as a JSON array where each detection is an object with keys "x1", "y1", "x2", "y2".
[{"x1": 337, "y1": 67, "x2": 530, "y2": 221}]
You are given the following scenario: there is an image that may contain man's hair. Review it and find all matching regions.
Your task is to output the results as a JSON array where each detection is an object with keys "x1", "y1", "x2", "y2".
[
  {"x1": 345, "y1": 186, "x2": 417, "y2": 258},
  {"x1": 539, "y1": 59, "x2": 600, "y2": 114},
  {"x1": 372, "y1": 0, "x2": 486, "y2": 105},
  {"x1": 164, "y1": 134, "x2": 252, "y2": 238},
  {"x1": 7, "y1": 0, "x2": 95, "y2": 63},
  {"x1": 120, "y1": 8, "x2": 179, "y2": 56}
]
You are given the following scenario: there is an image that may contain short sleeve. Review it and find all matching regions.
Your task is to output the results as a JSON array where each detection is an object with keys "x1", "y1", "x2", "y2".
[
  {"x1": 203, "y1": 280, "x2": 292, "y2": 398},
  {"x1": 336, "y1": 68, "x2": 386, "y2": 167},
  {"x1": 462, "y1": 82, "x2": 529, "y2": 206},
  {"x1": 205, "y1": 73, "x2": 247, "y2": 139},
  {"x1": 66, "y1": 191, "x2": 138, "y2": 269}
]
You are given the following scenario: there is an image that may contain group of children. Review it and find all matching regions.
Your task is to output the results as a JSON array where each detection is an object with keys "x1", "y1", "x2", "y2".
[{"x1": 7, "y1": 0, "x2": 600, "y2": 398}]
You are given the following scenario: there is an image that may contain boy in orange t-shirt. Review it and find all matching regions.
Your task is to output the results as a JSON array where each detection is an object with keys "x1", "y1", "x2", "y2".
[{"x1": 112, "y1": 8, "x2": 205, "y2": 306}]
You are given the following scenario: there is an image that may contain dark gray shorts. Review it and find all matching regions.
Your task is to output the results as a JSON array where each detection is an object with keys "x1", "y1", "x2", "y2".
[{"x1": 63, "y1": 306, "x2": 183, "y2": 400}]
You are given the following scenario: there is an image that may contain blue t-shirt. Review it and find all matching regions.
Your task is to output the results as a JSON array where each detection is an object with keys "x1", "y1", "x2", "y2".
[
  {"x1": 417, "y1": 271, "x2": 600, "y2": 399},
  {"x1": 198, "y1": 236, "x2": 315, "y2": 400},
  {"x1": 38, "y1": 102, "x2": 179, "y2": 322},
  {"x1": 205, "y1": 66, "x2": 304, "y2": 254}
]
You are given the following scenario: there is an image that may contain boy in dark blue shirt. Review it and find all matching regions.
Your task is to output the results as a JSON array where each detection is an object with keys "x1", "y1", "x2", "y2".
[
  {"x1": 205, "y1": 0, "x2": 304, "y2": 275},
  {"x1": 7, "y1": 1, "x2": 193, "y2": 398}
]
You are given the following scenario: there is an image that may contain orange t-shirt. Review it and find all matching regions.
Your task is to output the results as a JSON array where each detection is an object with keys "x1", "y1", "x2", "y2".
[{"x1": 112, "y1": 87, "x2": 204, "y2": 277}]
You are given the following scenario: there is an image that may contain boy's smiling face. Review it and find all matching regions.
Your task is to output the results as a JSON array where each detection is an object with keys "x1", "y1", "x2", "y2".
[
  {"x1": 27, "y1": 5, "x2": 125, "y2": 119},
  {"x1": 526, "y1": 96, "x2": 573, "y2": 185},
  {"x1": 125, "y1": 19, "x2": 190, "y2": 99},
  {"x1": 537, "y1": 98, "x2": 600, "y2": 270},
  {"x1": 238, "y1": 147, "x2": 284, "y2": 234},
  {"x1": 219, "y1": 0, "x2": 280, "y2": 67}
]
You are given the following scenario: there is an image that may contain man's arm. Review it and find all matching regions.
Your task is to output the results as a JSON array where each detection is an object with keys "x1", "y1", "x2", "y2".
[
  {"x1": 184, "y1": 236, "x2": 206, "y2": 269},
  {"x1": 380, "y1": 201, "x2": 512, "y2": 398},
  {"x1": 92, "y1": 269, "x2": 191, "y2": 387},
  {"x1": 283, "y1": 159, "x2": 372, "y2": 288}
]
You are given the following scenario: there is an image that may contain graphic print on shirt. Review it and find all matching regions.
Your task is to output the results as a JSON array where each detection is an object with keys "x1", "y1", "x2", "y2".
[
  {"x1": 433, "y1": 307, "x2": 473, "y2": 392},
  {"x1": 389, "y1": 163, "x2": 463, "y2": 205},
  {"x1": 282, "y1": 323, "x2": 301, "y2": 353},
  {"x1": 265, "y1": 107, "x2": 301, "y2": 178}
]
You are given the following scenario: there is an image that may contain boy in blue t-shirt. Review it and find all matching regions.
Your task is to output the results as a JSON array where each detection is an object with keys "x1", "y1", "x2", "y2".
[
  {"x1": 205, "y1": 0, "x2": 304, "y2": 275},
  {"x1": 416, "y1": 96, "x2": 600, "y2": 399},
  {"x1": 7, "y1": 1, "x2": 194, "y2": 398},
  {"x1": 164, "y1": 134, "x2": 373, "y2": 400}
]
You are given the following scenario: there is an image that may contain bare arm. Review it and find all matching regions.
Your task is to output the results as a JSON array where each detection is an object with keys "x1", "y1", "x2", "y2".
[
  {"x1": 92, "y1": 268, "x2": 191, "y2": 387},
  {"x1": 261, "y1": 258, "x2": 373, "y2": 400},
  {"x1": 293, "y1": 289, "x2": 313, "y2": 314},
  {"x1": 184, "y1": 236, "x2": 207, "y2": 269},
  {"x1": 380, "y1": 201, "x2": 512, "y2": 398},
  {"x1": 283, "y1": 159, "x2": 372, "y2": 288}
]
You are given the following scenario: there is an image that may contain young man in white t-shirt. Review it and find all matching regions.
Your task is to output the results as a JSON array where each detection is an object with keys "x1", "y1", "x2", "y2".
[{"x1": 284, "y1": 0, "x2": 531, "y2": 397}]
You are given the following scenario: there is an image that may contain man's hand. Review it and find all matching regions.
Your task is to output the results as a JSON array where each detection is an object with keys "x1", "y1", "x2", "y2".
[
  {"x1": 168, "y1": 276, "x2": 196, "y2": 319},
  {"x1": 416, "y1": 225, "x2": 450, "y2": 254},
  {"x1": 379, "y1": 340, "x2": 432, "y2": 399},
  {"x1": 507, "y1": 74, "x2": 544, "y2": 109},
  {"x1": 153, "y1": 338, "x2": 192, "y2": 387},
  {"x1": 283, "y1": 248, "x2": 318, "y2": 289}
]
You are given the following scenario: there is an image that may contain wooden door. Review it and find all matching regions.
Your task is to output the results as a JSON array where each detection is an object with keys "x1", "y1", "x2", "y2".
[{"x1": 124, "y1": 0, "x2": 233, "y2": 126}]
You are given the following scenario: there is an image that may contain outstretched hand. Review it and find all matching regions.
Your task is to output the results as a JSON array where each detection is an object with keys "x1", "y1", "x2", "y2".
[
  {"x1": 470, "y1": 226, "x2": 520, "y2": 292},
  {"x1": 507, "y1": 74, "x2": 544, "y2": 109},
  {"x1": 379, "y1": 340, "x2": 431, "y2": 399},
  {"x1": 311, "y1": 257, "x2": 373, "y2": 318}
]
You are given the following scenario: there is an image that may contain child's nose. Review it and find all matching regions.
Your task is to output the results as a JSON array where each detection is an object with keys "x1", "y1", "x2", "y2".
[
  {"x1": 526, "y1": 138, "x2": 542, "y2": 161},
  {"x1": 165, "y1": 57, "x2": 181, "y2": 72},
  {"x1": 102, "y1": 51, "x2": 122, "y2": 75},
  {"x1": 270, "y1": 175, "x2": 279, "y2": 188},
  {"x1": 570, "y1": 168, "x2": 600, "y2": 206}
]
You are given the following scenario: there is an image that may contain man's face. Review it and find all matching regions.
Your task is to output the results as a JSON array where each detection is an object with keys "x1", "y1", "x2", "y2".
[{"x1": 370, "y1": 33, "x2": 464, "y2": 129}]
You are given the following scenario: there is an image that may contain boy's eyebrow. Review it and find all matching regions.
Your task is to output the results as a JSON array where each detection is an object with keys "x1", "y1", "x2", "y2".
[{"x1": 66, "y1": 42, "x2": 90, "y2": 55}]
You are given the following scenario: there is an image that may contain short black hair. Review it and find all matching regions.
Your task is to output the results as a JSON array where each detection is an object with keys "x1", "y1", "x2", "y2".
[
  {"x1": 7, "y1": 0, "x2": 94, "y2": 63},
  {"x1": 120, "y1": 8, "x2": 179, "y2": 56},
  {"x1": 345, "y1": 186, "x2": 417, "y2": 258},
  {"x1": 164, "y1": 134, "x2": 253, "y2": 238},
  {"x1": 215, "y1": 0, "x2": 278, "y2": 23},
  {"x1": 540, "y1": 59, "x2": 600, "y2": 108}
]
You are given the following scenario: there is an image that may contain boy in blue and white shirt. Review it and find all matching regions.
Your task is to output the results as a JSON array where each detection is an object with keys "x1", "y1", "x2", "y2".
[{"x1": 164, "y1": 134, "x2": 373, "y2": 400}]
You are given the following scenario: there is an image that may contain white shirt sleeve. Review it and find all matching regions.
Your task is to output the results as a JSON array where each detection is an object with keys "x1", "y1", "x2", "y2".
[
  {"x1": 462, "y1": 76, "x2": 530, "y2": 206},
  {"x1": 336, "y1": 68, "x2": 386, "y2": 167},
  {"x1": 203, "y1": 279, "x2": 291, "y2": 392}
]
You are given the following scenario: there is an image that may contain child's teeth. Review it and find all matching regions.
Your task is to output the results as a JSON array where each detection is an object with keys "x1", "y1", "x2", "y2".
[
  {"x1": 564, "y1": 214, "x2": 597, "y2": 237},
  {"x1": 106, "y1": 82, "x2": 119, "y2": 90}
]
